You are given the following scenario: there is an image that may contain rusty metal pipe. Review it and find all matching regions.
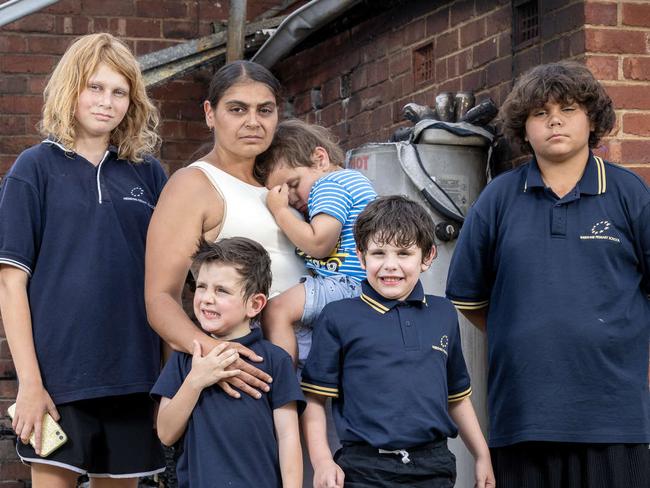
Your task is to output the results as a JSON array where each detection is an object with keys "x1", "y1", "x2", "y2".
[{"x1": 226, "y1": 0, "x2": 247, "y2": 62}]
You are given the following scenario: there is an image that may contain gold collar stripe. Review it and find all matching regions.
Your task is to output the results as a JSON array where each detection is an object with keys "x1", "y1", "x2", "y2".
[
  {"x1": 594, "y1": 156, "x2": 606, "y2": 194},
  {"x1": 360, "y1": 293, "x2": 389, "y2": 314}
]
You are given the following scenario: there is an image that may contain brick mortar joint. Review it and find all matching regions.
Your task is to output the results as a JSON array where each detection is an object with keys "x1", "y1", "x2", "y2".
[
  {"x1": 585, "y1": 25, "x2": 650, "y2": 32},
  {"x1": 607, "y1": 135, "x2": 650, "y2": 140},
  {"x1": 424, "y1": 4, "x2": 504, "y2": 34},
  {"x1": 540, "y1": 27, "x2": 586, "y2": 42},
  {"x1": 600, "y1": 80, "x2": 650, "y2": 86},
  {"x1": 617, "y1": 109, "x2": 650, "y2": 113},
  {"x1": 460, "y1": 34, "x2": 504, "y2": 51},
  {"x1": 442, "y1": 7, "x2": 508, "y2": 31},
  {"x1": 433, "y1": 51, "x2": 510, "y2": 65}
]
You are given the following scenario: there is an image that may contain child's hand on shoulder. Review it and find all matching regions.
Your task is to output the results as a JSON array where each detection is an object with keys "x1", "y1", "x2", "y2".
[
  {"x1": 313, "y1": 459, "x2": 344, "y2": 488},
  {"x1": 474, "y1": 452, "x2": 496, "y2": 488},
  {"x1": 266, "y1": 183, "x2": 290, "y2": 215},
  {"x1": 187, "y1": 341, "x2": 240, "y2": 391}
]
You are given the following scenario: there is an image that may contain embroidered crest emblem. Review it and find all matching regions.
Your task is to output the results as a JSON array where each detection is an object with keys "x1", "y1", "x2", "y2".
[
  {"x1": 123, "y1": 186, "x2": 154, "y2": 209},
  {"x1": 432, "y1": 335, "x2": 449, "y2": 356},
  {"x1": 580, "y1": 219, "x2": 620, "y2": 243}
]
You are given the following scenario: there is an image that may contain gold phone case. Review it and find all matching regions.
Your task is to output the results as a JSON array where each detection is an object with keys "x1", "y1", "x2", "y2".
[{"x1": 7, "y1": 403, "x2": 67, "y2": 457}]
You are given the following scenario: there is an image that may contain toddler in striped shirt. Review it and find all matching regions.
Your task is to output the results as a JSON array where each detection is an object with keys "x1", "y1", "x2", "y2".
[{"x1": 259, "y1": 119, "x2": 377, "y2": 367}]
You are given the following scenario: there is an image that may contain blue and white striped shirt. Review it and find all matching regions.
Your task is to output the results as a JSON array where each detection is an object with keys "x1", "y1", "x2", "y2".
[{"x1": 305, "y1": 169, "x2": 377, "y2": 281}]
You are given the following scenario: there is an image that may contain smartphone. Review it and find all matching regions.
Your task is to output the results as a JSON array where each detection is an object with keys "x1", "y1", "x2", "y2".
[{"x1": 7, "y1": 403, "x2": 67, "y2": 457}]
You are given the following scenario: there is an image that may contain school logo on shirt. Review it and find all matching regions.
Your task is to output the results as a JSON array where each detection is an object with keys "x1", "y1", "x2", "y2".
[
  {"x1": 123, "y1": 186, "x2": 155, "y2": 209},
  {"x1": 432, "y1": 335, "x2": 449, "y2": 356},
  {"x1": 579, "y1": 219, "x2": 620, "y2": 243}
]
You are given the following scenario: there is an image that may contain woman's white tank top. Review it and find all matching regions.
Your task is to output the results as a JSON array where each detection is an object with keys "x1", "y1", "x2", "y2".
[{"x1": 189, "y1": 161, "x2": 305, "y2": 297}]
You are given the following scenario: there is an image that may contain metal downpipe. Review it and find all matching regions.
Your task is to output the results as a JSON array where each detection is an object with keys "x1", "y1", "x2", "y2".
[
  {"x1": 251, "y1": 0, "x2": 362, "y2": 68},
  {"x1": 0, "y1": 0, "x2": 60, "y2": 28}
]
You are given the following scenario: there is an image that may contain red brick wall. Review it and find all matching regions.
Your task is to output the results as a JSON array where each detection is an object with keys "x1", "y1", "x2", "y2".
[
  {"x1": 585, "y1": 0, "x2": 650, "y2": 181},
  {"x1": 0, "y1": 334, "x2": 19, "y2": 484},
  {"x1": 0, "y1": 0, "x2": 282, "y2": 177},
  {"x1": 274, "y1": 0, "x2": 514, "y2": 151},
  {"x1": 273, "y1": 0, "x2": 650, "y2": 182},
  {"x1": 512, "y1": 1, "x2": 586, "y2": 76}
]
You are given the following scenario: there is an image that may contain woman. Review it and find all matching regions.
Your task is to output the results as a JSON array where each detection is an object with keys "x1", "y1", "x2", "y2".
[
  {"x1": 145, "y1": 61, "x2": 305, "y2": 398},
  {"x1": 0, "y1": 33, "x2": 165, "y2": 487}
]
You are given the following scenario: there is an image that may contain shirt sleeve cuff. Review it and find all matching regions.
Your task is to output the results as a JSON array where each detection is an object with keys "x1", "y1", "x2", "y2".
[
  {"x1": 448, "y1": 386, "x2": 472, "y2": 403},
  {"x1": 300, "y1": 380, "x2": 339, "y2": 398},
  {"x1": 449, "y1": 298, "x2": 489, "y2": 310},
  {"x1": 0, "y1": 256, "x2": 32, "y2": 276}
]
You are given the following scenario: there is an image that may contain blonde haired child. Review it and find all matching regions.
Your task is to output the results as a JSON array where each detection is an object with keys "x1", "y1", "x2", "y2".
[{"x1": 0, "y1": 33, "x2": 166, "y2": 487}]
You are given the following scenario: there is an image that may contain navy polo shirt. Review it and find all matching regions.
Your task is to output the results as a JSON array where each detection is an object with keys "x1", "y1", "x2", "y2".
[
  {"x1": 151, "y1": 328, "x2": 305, "y2": 488},
  {"x1": 301, "y1": 280, "x2": 471, "y2": 450},
  {"x1": 446, "y1": 153, "x2": 650, "y2": 447},
  {"x1": 0, "y1": 140, "x2": 167, "y2": 404}
]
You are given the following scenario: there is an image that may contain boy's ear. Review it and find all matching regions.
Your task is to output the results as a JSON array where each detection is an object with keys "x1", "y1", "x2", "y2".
[
  {"x1": 311, "y1": 146, "x2": 331, "y2": 171},
  {"x1": 203, "y1": 101, "x2": 215, "y2": 129},
  {"x1": 421, "y1": 246, "x2": 437, "y2": 271},
  {"x1": 355, "y1": 249, "x2": 367, "y2": 270},
  {"x1": 246, "y1": 293, "x2": 268, "y2": 318}
]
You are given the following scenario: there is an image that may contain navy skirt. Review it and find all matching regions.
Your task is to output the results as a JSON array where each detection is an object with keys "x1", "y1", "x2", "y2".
[{"x1": 491, "y1": 442, "x2": 649, "y2": 488}]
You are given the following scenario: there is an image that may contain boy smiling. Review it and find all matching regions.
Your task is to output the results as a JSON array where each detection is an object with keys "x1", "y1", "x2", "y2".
[
  {"x1": 151, "y1": 238, "x2": 304, "y2": 488},
  {"x1": 301, "y1": 196, "x2": 494, "y2": 488}
]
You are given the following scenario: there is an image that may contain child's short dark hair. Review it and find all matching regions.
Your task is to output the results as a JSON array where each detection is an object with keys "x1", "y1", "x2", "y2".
[
  {"x1": 192, "y1": 237, "x2": 272, "y2": 301},
  {"x1": 354, "y1": 196, "x2": 435, "y2": 259},
  {"x1": 499, "y1": 61, "x2": 616, "y2": 154},
  {"x1": 255, "y1": 119, "x2": 344, "y2": 183}
]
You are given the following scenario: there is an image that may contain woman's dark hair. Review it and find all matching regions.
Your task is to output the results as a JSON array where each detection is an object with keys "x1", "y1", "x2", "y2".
[
  {"x1": 192, "y1": 237, "x2": 272, "y2": 301},
  {"x1": 499, "y1": 61, "x2": 616, "y2": 153},
  {"x1": 206, "y1": 60, "x2": 281, "y2": 108},
  {"x1": 354, "y1": 195, "x2": 436, "y2": 261}
]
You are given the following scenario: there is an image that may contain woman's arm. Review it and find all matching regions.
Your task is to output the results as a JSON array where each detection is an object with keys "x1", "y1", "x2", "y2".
[
  {"x1": 0, "y1": 265, "x2": 58, "y2": 455},
  {"x1": 448, "y1": 397, "x2": 495, "y2": 488},
  {"x1": 145, "y1": 169, "x2": 271, "y2": 398},
  {"x1": 145, "y1": 169, "x2": 215, "y2": 352},
  {"x1": 273, "y1": 402, "x2": 302, "y2": 488}
]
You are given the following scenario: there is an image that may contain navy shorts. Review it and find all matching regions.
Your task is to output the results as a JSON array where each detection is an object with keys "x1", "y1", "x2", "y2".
[
  {"x1": 16, "y1": 393, "x2": 165, "y2": 478},
  {"x1": 491, "y1": 442, "x2": 650, "y2": 488},
  {"x1": 334, "y1": 439, "x2": 456, "y2": 487}
]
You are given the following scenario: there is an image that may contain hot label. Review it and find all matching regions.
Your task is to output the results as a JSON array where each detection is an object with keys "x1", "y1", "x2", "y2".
[{"x1": 348, "y1": 154, "x2": 369, "y2": 170}]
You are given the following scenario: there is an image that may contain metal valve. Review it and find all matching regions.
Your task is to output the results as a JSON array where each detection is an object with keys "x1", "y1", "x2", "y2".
[{"x1": 435, "y1": 221, "x2": 460, "y2": 242}]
